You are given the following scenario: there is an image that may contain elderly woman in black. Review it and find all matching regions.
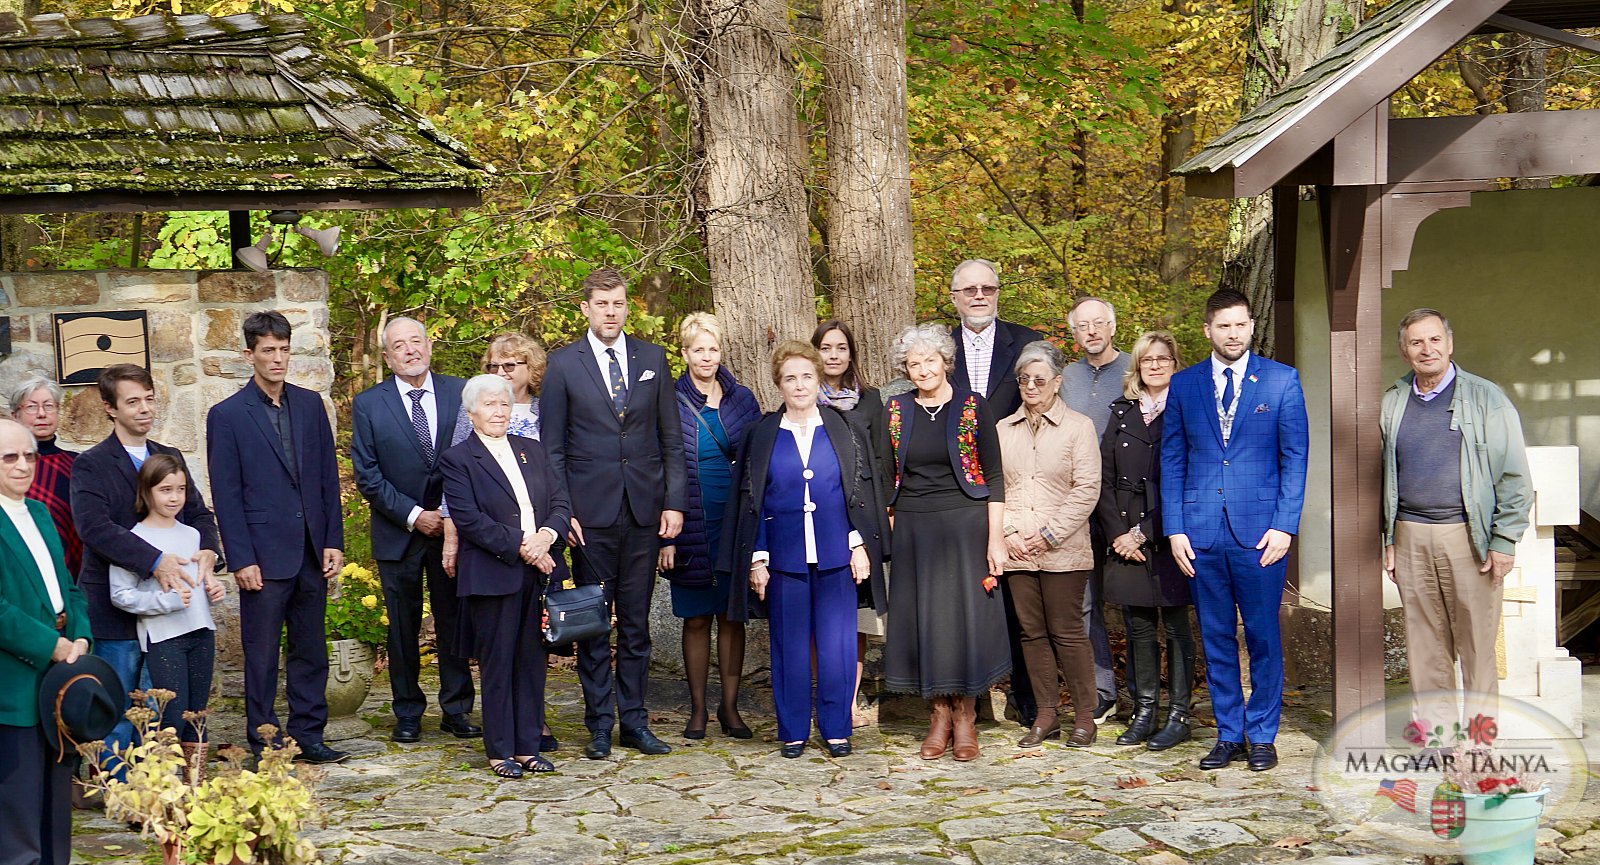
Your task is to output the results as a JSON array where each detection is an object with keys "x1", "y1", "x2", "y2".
[
  {"x1": 882, "y1": 323, "x2": 1009, "y2": 762},
  {"x1": 1096, "y1": 331, "x2": 1195, "y2": 750},
  {"x1": 724, "y1": 341, "x2": 888, "y2": 758},
  {"x1": 440, "y1": 375, "x2": 571, "y2": 779}
]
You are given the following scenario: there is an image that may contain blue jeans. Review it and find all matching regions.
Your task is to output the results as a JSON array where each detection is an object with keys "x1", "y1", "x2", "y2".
[{"x1": 94, "y1": 639, "x2": 152, "y2": 780}]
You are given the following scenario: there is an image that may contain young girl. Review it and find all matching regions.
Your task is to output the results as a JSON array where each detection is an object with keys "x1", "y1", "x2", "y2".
[{"x1": 108, "y1": 455, "x2": 225, "y2": 751}]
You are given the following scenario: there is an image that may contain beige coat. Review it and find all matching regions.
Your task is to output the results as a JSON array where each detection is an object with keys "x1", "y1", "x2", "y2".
[{"x1": 997, "y1": 399, "x2": 1101, "y2": 572}]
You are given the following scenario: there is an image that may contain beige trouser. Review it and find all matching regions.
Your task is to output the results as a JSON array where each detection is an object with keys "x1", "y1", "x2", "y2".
[{"x1": 1394, "y1": 520, "x2": 1502, "y2": 730}]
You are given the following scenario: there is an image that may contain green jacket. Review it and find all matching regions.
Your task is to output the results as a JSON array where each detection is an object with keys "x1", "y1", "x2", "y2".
[
  {"x1": 0, "y1": 498, "x2": 93, "y2": 727},
  {"x1": 1380, "y1": 366, "x2": 1533, "y2": 559}
]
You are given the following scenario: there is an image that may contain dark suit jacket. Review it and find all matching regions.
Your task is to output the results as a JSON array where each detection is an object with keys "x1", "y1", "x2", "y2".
[
  {"x1": 0, "y1": 498, "x2": 92, "y2": 728},
  {"x1": 541, "y1": 335, "x2": 687, "y2": 529},
  {"x1": 949, "y1": 319, "x2": 1044, "y2": 420},
  {"x1": 350, "y1": 373, "x2": 465, "y2": 561},
  {"x1": 206, "y1": 379, "x2": 343, "y2": 579},
  {"x1": 1096, "y1": 398, "x2": 1188, "y2": 607},
  {"x1": 439, "y1": 434, "x2": 571, "y2": 597},
  {"x1": 70, "y1": 436, "x2": 221, "y2": 641},
  {"x1": 721, "y1": 408, "x2": 890, "y2": 623}
]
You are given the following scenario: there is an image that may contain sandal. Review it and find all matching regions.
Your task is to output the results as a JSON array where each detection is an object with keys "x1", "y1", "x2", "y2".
[
  {"x1": 490, "y1": 759, "x2": 524, "y2": 779},
  {"x1": 519, "y1": 755, "x2": 555, "y2": 773}
]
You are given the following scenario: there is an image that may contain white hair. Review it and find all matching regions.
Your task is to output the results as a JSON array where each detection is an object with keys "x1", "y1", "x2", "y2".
[
  {"x1": 1067, "y1": 297, "x2": 1117, "y2": 330},
  {"x1": 949, "y1": 259, "x2": 1000, "y2": 291},
  {"x1": 1013, "y1": 340, "x2": 1065, "y2": 378},
  {"x1": 380, "y1": 316, "x2": 427, "y2": 352},
  {"x1": 9, "y1": 377, "x2": 63, "y2": 415},
  {"x1": 461, "y1": 374, "x2": 514, "y2": 414},
  {"x1": 891, "y1": 323, "x2": 957, "y2": 374}
]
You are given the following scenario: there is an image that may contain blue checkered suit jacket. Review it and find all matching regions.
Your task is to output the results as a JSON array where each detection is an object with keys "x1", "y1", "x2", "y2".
[{"x1": 1159, "y1": 353, "x2": 1309, "y2": 550}]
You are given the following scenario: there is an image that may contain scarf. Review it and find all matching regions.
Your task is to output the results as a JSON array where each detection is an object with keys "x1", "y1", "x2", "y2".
[{"x1": 819, "y1": 382, "x2": 860, "y2": 411}]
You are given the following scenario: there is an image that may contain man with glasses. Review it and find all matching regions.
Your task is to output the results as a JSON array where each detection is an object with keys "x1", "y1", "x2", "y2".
[
  {"x1": 1059, "y1": 297, "x2": 1132, "y2": 726},
  {"x1": 9, "y1": 378, "x2": 80, "y2": 578},
  {"x1": 351, "y1": 317, "x2": 481, "y2": 744},
  {"x1": 946, "y1": 258, "x2": 1043, "y2": 726}
]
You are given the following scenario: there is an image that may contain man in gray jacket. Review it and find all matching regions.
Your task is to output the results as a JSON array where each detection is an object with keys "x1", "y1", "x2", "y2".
[{"x1": 1381, "y1": 308, "x2": 1531, "y2": 731}]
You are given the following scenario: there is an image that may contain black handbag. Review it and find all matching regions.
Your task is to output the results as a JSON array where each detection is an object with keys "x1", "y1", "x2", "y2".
[{"x1": 542, "y1": 543, "x2": 611, "y2": 647}]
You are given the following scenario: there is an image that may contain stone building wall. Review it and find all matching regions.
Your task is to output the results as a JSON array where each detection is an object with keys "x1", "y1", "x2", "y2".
[{"x1": 0, "y1": 268, "x2": 335, "y2": 501}]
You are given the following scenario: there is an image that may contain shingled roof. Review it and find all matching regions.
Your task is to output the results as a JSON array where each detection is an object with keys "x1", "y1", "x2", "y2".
[{"x1": 0, "y1": 12, "x2": 488, "y2": 214}]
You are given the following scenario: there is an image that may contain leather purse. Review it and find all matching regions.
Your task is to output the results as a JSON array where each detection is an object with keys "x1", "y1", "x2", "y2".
[{"x1": 542, "y1": 543, "x2": 611, "y2": 647}]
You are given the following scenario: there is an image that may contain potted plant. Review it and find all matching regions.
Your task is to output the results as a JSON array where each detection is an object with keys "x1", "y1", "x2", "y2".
[
  {"x1": 81, "y1": 690, "x2": 324, "y2": 865},
  {"x1": 1441, "y1": 716, "x2": 1548, "y2": 865},
  {"x1": 322, "y1": 561, "x2": 386, "y2": 738}
]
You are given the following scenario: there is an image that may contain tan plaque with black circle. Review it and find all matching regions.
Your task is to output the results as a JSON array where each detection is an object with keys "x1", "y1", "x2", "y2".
[{"x1": 53, "y1": 310, "x2": 150, "y2": 385}]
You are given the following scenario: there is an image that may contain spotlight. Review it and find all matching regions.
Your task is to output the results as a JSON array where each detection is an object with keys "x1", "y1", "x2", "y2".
[
  {"x1": 293, "y1": 225, "x2": 341, "y2": 256},
  {"x1": 235, "y1": 229, "x2": 274, "y2": 273}
]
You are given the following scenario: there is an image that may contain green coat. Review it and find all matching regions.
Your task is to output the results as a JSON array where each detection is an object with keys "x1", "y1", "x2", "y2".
[{"x1": 0, "y1": 498, "x2": 93, "y2": 727}]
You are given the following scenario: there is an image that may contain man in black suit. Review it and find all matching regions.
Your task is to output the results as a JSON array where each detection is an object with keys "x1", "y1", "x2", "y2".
[
  {"x1": 350, "y1": 316, "x2": 479, "y2": 743},
  {"x1": 946, "y1": 258, "x2": 1044, "y2": 727},
  {"x1": 542, "y1": 266, "x2": 686, "y2": 758},
  {"x1": 206, "y1": 312, "x2": 347, "y2": 763},
  {"x1": 71, "y1": 363, "x2": 220, "y2": 772}
]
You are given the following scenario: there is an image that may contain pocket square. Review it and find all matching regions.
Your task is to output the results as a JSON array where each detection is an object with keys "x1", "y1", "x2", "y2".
[
  {"x1": 1254, "y1": 403, "x2": 1271, "y2": 414},
  {"x1": 638, "y1": 369, "x2": 656, "y2": 382}
]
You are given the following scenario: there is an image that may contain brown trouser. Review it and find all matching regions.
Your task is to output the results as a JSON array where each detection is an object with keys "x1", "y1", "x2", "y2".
[
  {"x1": 1394, "y1": 520, "x2": 1501, "y2": 728},
  {"x1": 1005, "y1": 569, "x2": 1096, "y2": 727}
]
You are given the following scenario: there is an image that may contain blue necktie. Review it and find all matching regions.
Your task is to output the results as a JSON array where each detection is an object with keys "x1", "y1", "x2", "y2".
[
  {"x1": 1222, "y1": 367, "x2": 1235, "y2": 413},
  {"x1": 607, "y1": 348, "x2": 627, "y2": 417},
  {"x1": 408, "y1": 389, "x2": 436, "y2": 464}
]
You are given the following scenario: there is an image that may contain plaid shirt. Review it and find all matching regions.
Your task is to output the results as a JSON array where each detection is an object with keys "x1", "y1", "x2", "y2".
[{"x1": 30, "y1": 436, "x2": 82, "y2": 578}]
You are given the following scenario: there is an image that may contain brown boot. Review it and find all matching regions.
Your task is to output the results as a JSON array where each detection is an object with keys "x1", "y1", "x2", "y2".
[
  {"x1": 920, "y1": 697, "x2": 953, "y2": 760},
  {"x1": 180, "y1": 742, "x2": 208, "y2": 786},
  {"x1": 952, "y1": 696, "x2": 979, "y2": 762}
]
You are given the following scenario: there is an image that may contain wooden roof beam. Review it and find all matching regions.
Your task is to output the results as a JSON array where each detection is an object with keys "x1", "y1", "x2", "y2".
[
  {"x1": 1389, "y1": 108, "x2": 1600, "y2": 183},
  {"x1": 1485, "y1": 12, "x2": 1600, "y2": 55}
]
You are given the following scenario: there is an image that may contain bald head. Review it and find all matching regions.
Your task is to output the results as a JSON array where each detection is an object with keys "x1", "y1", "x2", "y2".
[{"x1": 0, "y1": 418, "x2": 36, "y2": 500}]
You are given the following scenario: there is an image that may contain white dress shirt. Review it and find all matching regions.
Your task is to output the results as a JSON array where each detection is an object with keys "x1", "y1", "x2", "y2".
[
  {"x1": 396, "y1": 372, "x2": 439, "y2": 531},
  {"x1": 1, "y1": 496, "x2": 64, "y2": 614},
  {"x1": 477, "y1": 432, "x2": 538, "y2": 534},
  {"x1": 1210, "y1": 352, "x2": 1250, "y2": 444},
  {"x1": 752, "y1": 414, "x2": 863, "y2": 566},
  {"x1": 961, "y1": 324, "x2": 995, "y2": 398},
  {"x1": 588, "y1": 330, "x2": 630, "y2": 393}
]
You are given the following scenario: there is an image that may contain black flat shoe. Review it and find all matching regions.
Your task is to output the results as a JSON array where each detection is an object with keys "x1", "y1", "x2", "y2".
[
  {"x1": 540, "y1": 733, "x2": 560, "y2": 753},
  {"x1": 717, "y1": 708, "x2": 753, "y2": 739},
  {"x1": 295, "y1": 743, "x2": 350, "y2": 765},
  {"x1": 490, "y1": 759, "x2": 523, "y2": 779},
  {"x1": 780, "y1": 741, "x2": 806, "y2": 759},
  {"x1": 584, "y1": 732, "x2": 612, "y2": 760},
  {"x1": 683, "y1": 708, "x2": 708, "y2": 740},
  {"x1": 824, "y1": 740, "x2": 851, "y2": 758},
  {"x1": 1198, "y1": 740, "x2": 1247, "y2": 770},
  {"x1": 441, "y1": 713, "x2": 483, "y2": 739},
  {"x1": 620, "y1": 727, "x2": 672, "y2": 755},
  {"x1": 519, "y1": 755, "x2": 556, "y2": 774},
  {"x1": 1247, "y1": 743, "x2": 1278, "y2": 772},
  {"x1": 391, "y1": 719, "x2": 421, "y2": 743}
]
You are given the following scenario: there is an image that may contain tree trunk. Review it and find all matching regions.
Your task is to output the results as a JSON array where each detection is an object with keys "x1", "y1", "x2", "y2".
[
  {"x1": 820, "y1": 0, "x2": 914, "y2": 387},
  {"x1": 1157, "y1": 0, "x2": 1196, "y2": 288},
  {"x1": 1502, "y1": 36, "x2": 1551, "y2": 191},
  {"x1": 1219, "y1": 0, "x2": 1360, "y2": 357},
  {"x1": 690, "y1": 0, "x2": 816, "y2": 407}
]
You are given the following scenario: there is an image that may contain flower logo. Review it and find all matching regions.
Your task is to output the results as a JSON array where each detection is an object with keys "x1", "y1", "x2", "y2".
[
  {"x1": 1403, "y1": 719, "x2": 1429, "y2": 747},
  {"x1": 1467, "y1": 713, "x2": 1498, "y2": 747}
]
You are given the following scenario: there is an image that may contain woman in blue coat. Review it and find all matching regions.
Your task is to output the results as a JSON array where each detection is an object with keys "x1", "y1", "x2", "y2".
[
  {"x1": 661, "y1": 313, "x2": 761, "y2": 739},
  {"x1": 723, "y1": 342, "x2": 889, "y2": 758}
]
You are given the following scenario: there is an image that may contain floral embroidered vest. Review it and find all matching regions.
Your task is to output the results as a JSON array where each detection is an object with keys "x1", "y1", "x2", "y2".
[{"x1": 886, "y1": 390, "x2": 990, "y2": 501}]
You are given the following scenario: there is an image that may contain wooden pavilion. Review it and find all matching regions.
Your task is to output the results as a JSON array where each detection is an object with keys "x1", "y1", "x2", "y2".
[{"x1": 1176, "y1": 0, "x2": 1600, "y2": 727}]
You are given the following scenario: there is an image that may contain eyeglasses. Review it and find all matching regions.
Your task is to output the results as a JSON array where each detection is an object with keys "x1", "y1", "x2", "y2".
[
  {"x1": 484, "y1": 361, "x2": 523, "y2": 373},
  {"x1": 17, "y1": 402, "x2": 58, "y2": 416},
  {"x1": 1139, "y1": 356, "x2": 1175, "y2": 368},
  {"x1": 0, "y1": 451, "x2": 38, "y2": 466},
  {"x1": 1016, "y1": 375, "x2": 1055, "y2": 389},
  {"x1": 955, "y1": 285, "x2": 999, "y2": 298},
  {"x1": 1072, "y1": 319, "x2": 1112, "y2": 333}
]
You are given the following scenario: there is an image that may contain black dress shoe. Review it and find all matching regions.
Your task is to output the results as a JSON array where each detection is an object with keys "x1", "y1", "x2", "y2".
[
  {"x1": 1247, "y1": 743, "x2": 1278, "y2": 771},
  {"x1": 583, "y1": 732, "x2": 612, "y2": 760},
  {"x1": 540, "y1": 734, "x2": 560, "y2": 753},
  {"x1": 1198, "y1": 740, "x2": 1247, "y2": 770},
  {"x1": 391, "y1": 719, "x2": 421, "y2": 743},
  {"x1": 824, "y1": 740, "x2": 851, "y2": 758},
  {"x1": 441, "y1": 713, "x2": 483, "y2": 739},
  {"x1": 780, "y1": 741, "x2": 806, "y2": 758},
  {"x1": 620, "y1": 727, "x2": 672, "y2": 755},
  {"x1": 296, "y1": 743, "x2": 350, "y2": 765},
  {"x1": 717, "y1": 708, "x2": 753, "y2": 740}
]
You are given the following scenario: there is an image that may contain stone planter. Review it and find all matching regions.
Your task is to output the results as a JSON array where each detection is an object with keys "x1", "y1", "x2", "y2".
[{"x1": 323, "y1": 639, "x2": 376, "y2": 742}]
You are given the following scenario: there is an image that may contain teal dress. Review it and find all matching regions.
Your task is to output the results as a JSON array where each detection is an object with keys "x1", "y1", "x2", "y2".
[{"x1": 671, "y1": 405, "x2": 733, "y2": 617}]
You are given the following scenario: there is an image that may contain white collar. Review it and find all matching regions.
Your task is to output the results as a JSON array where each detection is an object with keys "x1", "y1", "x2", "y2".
[
  {"x1": 587, "y1": 329, "x2": 627, "y2": 358},
  {"x1": 394, "y1": 371, "x2": 435, "y2": 397},
  {"x1": 779, "y1": 412, "x2": 824, "y2": 432},
  {"x1": 1210, "y1": 352, "x2": 1250, "y2": 381}
]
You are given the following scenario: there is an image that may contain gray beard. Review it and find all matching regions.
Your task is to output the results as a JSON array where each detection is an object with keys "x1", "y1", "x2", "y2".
[{"x1": 962, "y1": 314, "x2": 996, "y2": 331}]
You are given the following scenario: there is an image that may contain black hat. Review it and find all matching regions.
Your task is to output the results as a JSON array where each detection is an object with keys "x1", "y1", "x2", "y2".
[{"x1": 38, "y1": 654, "x2": 123, "y2": 763}]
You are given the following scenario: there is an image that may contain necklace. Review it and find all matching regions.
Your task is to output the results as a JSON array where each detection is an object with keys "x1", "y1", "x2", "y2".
[{"x1": 918, "y1": 400, "x2": 945, "y2": 421}]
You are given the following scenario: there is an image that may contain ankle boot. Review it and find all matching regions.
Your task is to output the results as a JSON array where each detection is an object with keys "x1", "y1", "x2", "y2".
[
  {"x1": 951, "y1": 696, "x2": 979, "y2": 762},
  {"x1": 1116, "y1": 630, "x2": 1161, "y2": 745},
  {"x1": 920, "y1": 697, "x2": 953, "y2": 760},
  {"x1": 1147, "y1": 619, "x2": 1195, "y2": 751},
  {"x1": 1146, "y1": 708, "x2": 1192, "y2": 750}
]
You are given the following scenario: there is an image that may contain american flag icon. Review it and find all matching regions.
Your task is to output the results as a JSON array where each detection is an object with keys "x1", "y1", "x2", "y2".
[{"x1": 1376, "y1": 778, "x2": 1419, "y2": 813}]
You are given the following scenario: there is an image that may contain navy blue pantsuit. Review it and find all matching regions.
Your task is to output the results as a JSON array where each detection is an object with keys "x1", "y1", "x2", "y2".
[{"x1": 768, "y1": 564, "x2": 857, "y2": 742}]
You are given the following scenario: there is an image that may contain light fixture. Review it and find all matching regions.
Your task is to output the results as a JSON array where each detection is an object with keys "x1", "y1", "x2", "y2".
[
  {"x1": 293, "y1": 224, "x2": 340, "y2": 256},
  {"x1": 236, "y1": 229, "x2": 274, "y2": 273},
  {"x1": 232, "y1": 210, "x2": 342, "y2": 271}
]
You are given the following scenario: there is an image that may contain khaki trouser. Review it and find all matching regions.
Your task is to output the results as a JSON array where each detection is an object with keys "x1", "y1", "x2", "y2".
[{"x1": 1394, "y1": 520, "x2": 1502, "y2": 730}]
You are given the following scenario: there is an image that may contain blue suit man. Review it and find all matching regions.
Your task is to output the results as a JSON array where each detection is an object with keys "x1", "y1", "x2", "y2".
[
  {"x1": 206, "y1": 312, "x2": 347, "y2": 762},
  {"x1": 1160, "y1": 289, "x2": 1307, "y2": 772}
]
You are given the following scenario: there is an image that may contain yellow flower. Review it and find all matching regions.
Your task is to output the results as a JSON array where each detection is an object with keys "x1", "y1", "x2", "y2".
[
  {"x1": 380, "y1": 614, "x2": 390, "y2": 626},
  {"x1": 360, "y1": 595, "x2": 378, "y2": 609}
]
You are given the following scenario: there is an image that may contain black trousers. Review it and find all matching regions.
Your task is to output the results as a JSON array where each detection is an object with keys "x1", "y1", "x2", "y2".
[
  {"x1": 0, "y1": 724, "x2": 72, "y2": 865},
  {"x1": 574, "y1": 505, "x2": 657, "y2": 732},
  {"x1": 240, "y1": 544, "x2": 328, "y2": 751},
  {"x1": 146, "y1": 628, "x2": 215, "y2": 743},
  {"x1": 467, "y1": 577, "x2": 547, "y2": 760},
  {"x1": 378, "y1": 533, "x2": 475, "y2": 721}
]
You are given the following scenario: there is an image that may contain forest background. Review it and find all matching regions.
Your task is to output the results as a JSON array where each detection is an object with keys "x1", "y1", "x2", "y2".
[{"x1": 15, "y1": 0, "x2": 1600, "y2": 402}]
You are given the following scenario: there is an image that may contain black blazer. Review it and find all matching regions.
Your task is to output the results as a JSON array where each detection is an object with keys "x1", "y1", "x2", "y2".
[
  {"x1": 949, "y1": 319, "x2": 1044, "y2": 420},
  {"x1": 541, "y1": 335, "x2": 687, "y2": 529},
  {"x1": 69, "y1": 436, "x2": 220, "y2": 641},
  {"x1": 1096, "y1": 398, "x2": 1188, "y2": 607},
  {"x1": 439, "y1": 434, "x2": 571, "y2": 597},
  {"x1": 350, "y1": 373, "x2": 466, "y2": 561},
  {"x1": 720, "y1": 407, "x2": 890, "y2": 623},
  {"x1": 206, "y1": 379, "x2": 343, "y2": 580}
]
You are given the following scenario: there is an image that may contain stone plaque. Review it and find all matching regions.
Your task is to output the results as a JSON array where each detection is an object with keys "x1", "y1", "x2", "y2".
[{"x1": 53, "y1": 310, "x2": 150, "y2": 385}]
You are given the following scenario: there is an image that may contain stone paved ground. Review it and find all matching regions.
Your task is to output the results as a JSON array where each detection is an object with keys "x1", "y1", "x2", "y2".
[{"x1": 73, "y1": 668, "x2": 1600, "y2": 865}]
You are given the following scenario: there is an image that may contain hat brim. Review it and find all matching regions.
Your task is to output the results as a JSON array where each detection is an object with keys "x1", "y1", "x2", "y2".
[{"x1": 38, "y1": 654, "x2": 125, "y2": 757}]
